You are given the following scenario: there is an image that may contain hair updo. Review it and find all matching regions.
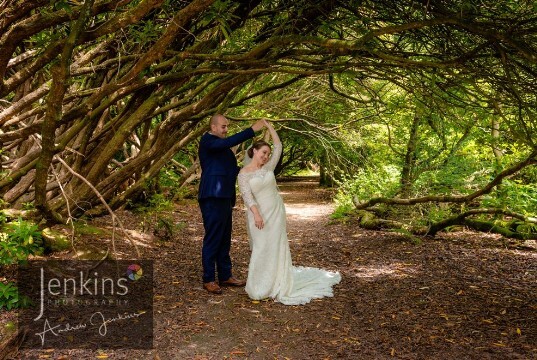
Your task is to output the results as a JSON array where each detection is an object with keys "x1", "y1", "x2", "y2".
[{"x1": 247, "y1": 140, "x2": 271, "y2": 158}]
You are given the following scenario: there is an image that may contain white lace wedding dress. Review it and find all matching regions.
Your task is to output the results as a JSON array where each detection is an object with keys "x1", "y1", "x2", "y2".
[{"x1": 238, "y1": 143, "x2": 341, "y2": 305}]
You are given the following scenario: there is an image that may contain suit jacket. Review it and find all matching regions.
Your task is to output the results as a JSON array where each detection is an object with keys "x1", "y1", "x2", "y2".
[{"x1": 198, "y1": 127, "x2": 255, "y2": 202}]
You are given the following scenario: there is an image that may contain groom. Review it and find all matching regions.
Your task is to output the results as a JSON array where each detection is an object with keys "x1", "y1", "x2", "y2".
[{"x1": 198, "y1": 114, "x2": 265, "y2": 294}]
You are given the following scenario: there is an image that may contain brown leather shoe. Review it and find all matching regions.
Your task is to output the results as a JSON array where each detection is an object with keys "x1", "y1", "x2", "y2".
[
  {"x1": 220, "y1": 277, "x2": 246, "y2": 287},
  {"x1": 203, "y1": 281, "x2": 222, "y2": 294}
]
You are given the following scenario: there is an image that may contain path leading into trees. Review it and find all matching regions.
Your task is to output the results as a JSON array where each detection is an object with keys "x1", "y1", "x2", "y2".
[{"x1": 15, "y1": 177, "x2": 537, "y2": 359}]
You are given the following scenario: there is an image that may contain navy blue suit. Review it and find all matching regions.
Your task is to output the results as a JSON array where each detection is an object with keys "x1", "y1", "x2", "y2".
[{"x1": 198, "y1": 127, "x2": 255, "y2": 283}]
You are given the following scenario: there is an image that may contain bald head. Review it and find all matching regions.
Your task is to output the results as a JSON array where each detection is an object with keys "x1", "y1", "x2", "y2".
[
  {"x1": 210, "y1": 114, "x2": 226, "y2": 126},
  {"x1": 210, "y1": 113, "x2": 229, "y2": 138}
]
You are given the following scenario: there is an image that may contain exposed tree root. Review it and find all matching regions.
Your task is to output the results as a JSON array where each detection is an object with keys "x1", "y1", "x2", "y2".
[{"x1": 353, "y1": 209, "x2": 537, "y2": 240}]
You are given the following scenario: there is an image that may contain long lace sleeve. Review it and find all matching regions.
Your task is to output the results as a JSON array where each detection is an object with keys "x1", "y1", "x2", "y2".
[
  {"x1": 238, "y1": 173, "x2": 257, "y2": 209},
  {"x1": 264, "y1": 142, "x2": 282, "y2": 172}
]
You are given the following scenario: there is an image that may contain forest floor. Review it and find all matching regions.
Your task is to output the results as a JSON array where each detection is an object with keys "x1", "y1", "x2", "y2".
[{"x1": 2, "y1": 177, "x2": 537, "y2": 359}]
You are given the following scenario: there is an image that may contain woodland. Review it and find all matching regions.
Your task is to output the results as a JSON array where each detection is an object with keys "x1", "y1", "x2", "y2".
[
  {"x1": 0, "y1": 0, "x2": 537, "y2": 358},
  {"x1": 1, "y1": 0, "x2": 537, "y2": 236}
]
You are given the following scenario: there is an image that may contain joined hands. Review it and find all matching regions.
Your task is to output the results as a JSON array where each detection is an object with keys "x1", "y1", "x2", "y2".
[{"x1": 251, "y1": 118, "x2": 274, "y2": 132}]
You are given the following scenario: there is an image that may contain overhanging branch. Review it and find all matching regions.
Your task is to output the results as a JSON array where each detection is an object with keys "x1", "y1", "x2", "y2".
[{"x1": 354, "y1": 149, "x2": 537, "y2": 209}]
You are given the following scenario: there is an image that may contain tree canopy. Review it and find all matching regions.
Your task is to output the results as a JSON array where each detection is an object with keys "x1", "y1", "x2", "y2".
[{"x1": 1, "y1": 0, "x2": 536, "y2": 236}]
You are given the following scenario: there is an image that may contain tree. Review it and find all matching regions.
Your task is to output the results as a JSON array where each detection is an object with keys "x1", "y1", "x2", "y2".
[{"x1": 0, "y1": 0, "x2": 536, "y2": 232}]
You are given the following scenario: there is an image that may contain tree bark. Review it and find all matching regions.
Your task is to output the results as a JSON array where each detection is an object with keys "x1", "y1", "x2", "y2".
[
  {"x1": 34, "y1": 0, "x2": 95, "y2": 221},
  {"x1": 400, "y1": 115, "x2": 420, "y2": 197},
  {"x1": 427, "y1": 208, "x2": 537, "y2": 237}
]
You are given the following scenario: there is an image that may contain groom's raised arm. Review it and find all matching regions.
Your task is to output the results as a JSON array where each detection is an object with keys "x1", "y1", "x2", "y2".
[
  {"x1": 204, "y1": 127, "x2": 255, "y2": 150},
  {"x1": 204, "y1": 120, "x2": 265, "y2": 150}
]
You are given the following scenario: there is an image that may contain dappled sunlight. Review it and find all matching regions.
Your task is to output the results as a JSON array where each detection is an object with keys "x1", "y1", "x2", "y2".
[
  {"x1": 102, "y1": 227, "x2": 155, "y2": 248},
  {"x1": 511, "y1": 249, "x2": 537, "y2": 259},
  {"x1": 479, "y1": 246, "x2": 537, "y2": 260},
  {"x1": 350, "y1": 262, "x2": 420, "y2": 280},
  {"x1": 284, "y1": 202, "x2": 333, "y2": 222}
]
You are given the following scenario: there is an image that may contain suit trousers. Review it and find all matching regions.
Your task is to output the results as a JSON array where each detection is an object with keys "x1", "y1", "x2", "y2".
[{"x1": 199, "y1": 197, "x2": 234, "y2": 283}]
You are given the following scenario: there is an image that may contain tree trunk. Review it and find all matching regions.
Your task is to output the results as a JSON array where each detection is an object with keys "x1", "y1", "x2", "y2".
[
  {"x1": 34, "y1": 0, "x2": 95, "y2": 222},
  {"x1": 491, "y1": 115, "x2": 502, "y2": 163},
  {"x1": 400, "y1": 114, "x2": 421, "y2": 197}
]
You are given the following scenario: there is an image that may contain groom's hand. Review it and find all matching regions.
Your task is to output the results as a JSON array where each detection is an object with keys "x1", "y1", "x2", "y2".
[{"x1": 251, "y1": 119, "x2": 265, "y2": 132}]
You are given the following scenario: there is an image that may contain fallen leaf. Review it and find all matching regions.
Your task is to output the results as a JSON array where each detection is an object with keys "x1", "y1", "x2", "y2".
[{"x1": 230, "y1": 350, "x2": 246, "y2": 355}]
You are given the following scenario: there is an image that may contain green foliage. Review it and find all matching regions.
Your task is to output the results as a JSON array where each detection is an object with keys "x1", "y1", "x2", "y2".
[
  {"x1": 389, "y1": 228, "x2": 422, "y2": 245},
  {"x1": 413, "y1": 155, "x2": 492, "y2": 197},
  {"x1": 132, "y1": 193, "x2": 185, "y2": 240},
  {"x1": 158, "y1": 166, "x2": 195, "y2": 199},
  {"x1": 513, "y1": 222, "x2": 537, "y2": 235},
  {"x1": 158, "y1": 168, "x2": 181, "y2": 188},
  {"x1": 153, "y1": 216, "x2": 186, "y2": 241},
  {"x1": 330, "y1": 203, "x2": 354, "y2": 222},
  {"x1": 22, "y1": 202, "x2": 35, "y2": 210},
  {"x1": 73, "y1": 222, "x2": 107, "y2": 236},
  {"x1": 326, "y1": 72, "x2": 536, "y2": 237},
  {"x1": 334, "y1": 165, "x2": 400, "y2": 210},
  {"x1": 2, "y1": 0, "x2": 536, "y2": 242},
  {"x1": 146, "y1": 193, "x2": 174, "y2": 213},
  {"x1": 5, "y1": 218, "x2": 42, "y2": 246},
  {"x1": 131, "y1": 192, "x2": 173, "y2": 222},
  {"x1": 51, "y1": 0, "x2": 73, "y2": 13},
  {"x1": 423, "y1": 204, "x2": 457, "y2": 224},
  {"x1": 482, "y1": 180, "x2": 537, "y2": 216},
  {"x1": 0, "y1": 218, "x2": 43, "y2": 265},
  {"x1": 0, "y1": 282, "x2": 32, "y2": 310},
  {"x1": 126, "y1": 19, "x2": 162, "y2": 50}
]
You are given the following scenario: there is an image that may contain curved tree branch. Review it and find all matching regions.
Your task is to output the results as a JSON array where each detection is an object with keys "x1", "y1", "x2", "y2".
[
  {"x1": 354, "y1": 149, "x2": 537, "y2": 209},
  {"x1": 427, "y1": 208, "x2": 537, "y2": 237}
]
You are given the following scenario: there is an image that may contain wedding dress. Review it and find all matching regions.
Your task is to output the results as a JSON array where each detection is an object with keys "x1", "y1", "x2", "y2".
[{"x1": 238, "y1": 143, "x2": 341, "y2": 305}]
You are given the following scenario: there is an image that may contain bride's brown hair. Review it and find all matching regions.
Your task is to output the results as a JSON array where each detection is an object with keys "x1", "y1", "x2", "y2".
[{"x1": 247, "y1": 140, "x2": 271, "y2": 158}]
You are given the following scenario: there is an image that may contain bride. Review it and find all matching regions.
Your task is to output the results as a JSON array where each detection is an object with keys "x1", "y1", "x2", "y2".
[{"x1": 238, "y1": 120, "x2": 341, "y2": 305}]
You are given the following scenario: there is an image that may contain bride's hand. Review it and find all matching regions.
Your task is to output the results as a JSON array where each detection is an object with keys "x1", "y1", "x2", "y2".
[
  {"x1": 262, "y1": 119, "x2": 272, "y2": 129},
  {"x1": 254, "y1": 214, "x2": 264, "y2": 229}
]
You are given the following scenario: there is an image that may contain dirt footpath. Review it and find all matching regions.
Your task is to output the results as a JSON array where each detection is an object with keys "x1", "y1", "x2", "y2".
[{"x1": 11, "y1": 177, "x2": 537, "y2": 359}]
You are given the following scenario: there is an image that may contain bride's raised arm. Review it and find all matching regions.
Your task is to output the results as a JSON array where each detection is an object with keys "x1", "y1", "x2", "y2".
[
  {"x1": 263, "y1": 120, "x2": 282, "y2": 171},
  {"x1": 263, "y1": 119, "x2": 280, "y2": 145}
]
